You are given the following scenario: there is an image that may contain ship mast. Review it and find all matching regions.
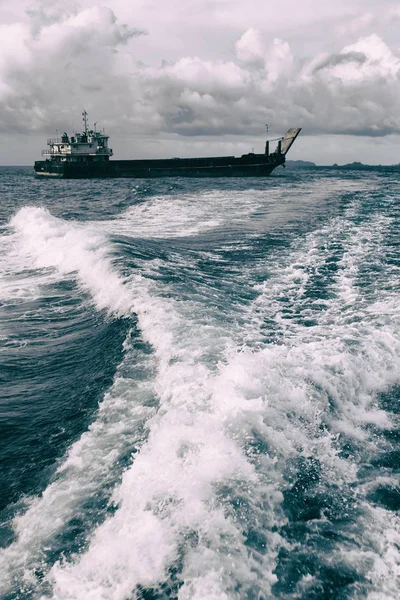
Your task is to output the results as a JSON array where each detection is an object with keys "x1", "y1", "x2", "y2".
[{"x1": 82, "y1": 110, "x2": 88, "y2": 135}]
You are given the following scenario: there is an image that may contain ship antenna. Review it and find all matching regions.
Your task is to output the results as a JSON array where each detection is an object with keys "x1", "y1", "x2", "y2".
[{"x1": 82, "y1": 109, "x2": 88, "y2": 134}]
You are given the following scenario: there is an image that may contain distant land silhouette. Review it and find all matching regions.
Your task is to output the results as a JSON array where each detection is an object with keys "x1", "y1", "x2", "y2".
[
  {"x1": 286, "y1": 160, "x2": 317, "y2": 168},
  {"x1": 286, "y1": 160, "x2": 400, "y2": 169},
  {"x1": 330, "y1": 162, "x2": 394, "y2": 170}
]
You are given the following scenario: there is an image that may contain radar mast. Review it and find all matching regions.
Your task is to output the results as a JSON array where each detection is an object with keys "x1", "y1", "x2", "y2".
[{"x1": 82, "y1": 110, "x2": 88, "y2": 135}]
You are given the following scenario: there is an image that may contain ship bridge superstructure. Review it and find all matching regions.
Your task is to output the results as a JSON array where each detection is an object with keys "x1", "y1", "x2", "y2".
[{"x1": 42, "y1": 110, "x2": 113, "y2": 162}]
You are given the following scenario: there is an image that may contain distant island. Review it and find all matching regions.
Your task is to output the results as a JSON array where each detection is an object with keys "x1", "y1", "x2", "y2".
[
  {"x1": 286, "y1": 160, "x2": 317, "y2": 168},
  {"x1": 330, "y1": 162, "x2": 398, "y2": 170},
  {"x1": 286, "y1": 160, "x2": 400, "y2": 170}
]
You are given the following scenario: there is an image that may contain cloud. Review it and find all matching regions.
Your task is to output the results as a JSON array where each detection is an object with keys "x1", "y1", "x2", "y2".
[
  {"x1": 336, "y1": 3, "x2": 400, "y2": 37},
  {"x1": 1, "y1": 2, "x2": 400, "y2": 145},
  {"x1": 310, "y1": 52, "x2": 367, "y2": 74},
  {"x1": 133, "y1": 31, "x2": 400, "y2": 138},
  {"x1": 0, "y1": 3, "x2": 144, "y2": 132}
]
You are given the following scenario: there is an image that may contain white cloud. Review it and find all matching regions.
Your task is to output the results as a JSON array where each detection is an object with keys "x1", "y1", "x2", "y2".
[
  {"x1": 235, "y1": 28, "x2": 267, "y2": 66},
  {"x1": 131, "y1": 31, "x2": 400, "y2": 138},
  {"x1": 1, "y1": 0, "x2": 400, "y2": 163},
  {"x1": 329, "y1": 35, "x2": 400, "y2": 82},
  {"x1": 0, "y1": 3, "x2": 143, "y2": 132}
]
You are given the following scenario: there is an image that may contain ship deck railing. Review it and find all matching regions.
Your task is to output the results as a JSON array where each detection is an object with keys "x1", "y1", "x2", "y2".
[
  {"x1": 47, "y1": 138, "x2": 70, "y2": 144},
  {"x1": 42, "y1": 150, "x2": 65, "y2": 156},
  {"x1": 41, "y1": 149, "x2": 111, "y2": 156}
]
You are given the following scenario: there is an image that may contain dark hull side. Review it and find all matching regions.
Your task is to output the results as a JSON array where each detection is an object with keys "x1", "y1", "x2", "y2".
[{"x1": 34, "y1": 155, "x2": 284, "y2": 179}]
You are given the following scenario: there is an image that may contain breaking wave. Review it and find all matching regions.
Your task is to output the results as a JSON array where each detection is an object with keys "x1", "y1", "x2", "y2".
[{"x1": 0, "y1": 173, "x2": 399, "y2": 599}]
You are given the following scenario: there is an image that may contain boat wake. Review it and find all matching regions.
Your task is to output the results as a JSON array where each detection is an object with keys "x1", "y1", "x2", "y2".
[{"x1": 0, "y1": 178, "x2": 399, "y2": 599}]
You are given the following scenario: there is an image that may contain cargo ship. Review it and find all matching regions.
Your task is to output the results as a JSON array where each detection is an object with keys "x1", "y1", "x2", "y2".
[{"x1": 34, "y1": 111, "x2": 301, "y2": 179}]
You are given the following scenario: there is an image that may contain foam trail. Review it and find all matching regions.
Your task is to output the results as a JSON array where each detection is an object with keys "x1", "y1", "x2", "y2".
[
  {"x1": 45, "y1": 334, "x2": 261, "y2": 599},
  {"x1": 0, "y1": 224, "x2": 61, "y2": 303},
  {"x1": 234, "y1": 209, "x2": 400, "y2": 596},
  {"x1": 0, "y1": 205, "x2": 237, "y2": 597},
  {"x1": 2, "y1": 196, "x2": 400, "y2": 599},
  {"x1": 0, "y1": 328, "x2": 160, "y2": 595},
  {"x1": 9, "y1": 207, "x2": 132, "y2": 316},
  {"x1": 46, "y1": 203, "x2": 400, "y2": 600},
  {"x1": 27, "y1": 210, "x2": 387, "y2": 598},
  {"x1": 93, "y1": 178, "x2": 372, "y2": 240},
  {"x1": 0, "y1": 207, "x2": 152, "y2": 594}
]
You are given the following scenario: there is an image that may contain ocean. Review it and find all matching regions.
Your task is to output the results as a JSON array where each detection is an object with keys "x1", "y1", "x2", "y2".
[{"x1": 0, "y1": 166, "x2": 399, "y2": 599}]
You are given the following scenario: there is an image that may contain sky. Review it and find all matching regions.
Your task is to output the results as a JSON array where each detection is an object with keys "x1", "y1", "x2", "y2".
[{"x1": 1, "y1": 0, "x2": 400, "y2": 164}]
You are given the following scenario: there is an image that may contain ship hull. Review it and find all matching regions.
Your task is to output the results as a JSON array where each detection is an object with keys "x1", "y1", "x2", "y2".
[{"x1": 34, "y1": 155, "x2": 284, "y2": 179}]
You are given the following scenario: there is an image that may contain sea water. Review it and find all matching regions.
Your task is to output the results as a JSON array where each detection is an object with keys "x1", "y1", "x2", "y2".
[{"x1": 0, "y1": 166, "x2": 399, "y2": 599}]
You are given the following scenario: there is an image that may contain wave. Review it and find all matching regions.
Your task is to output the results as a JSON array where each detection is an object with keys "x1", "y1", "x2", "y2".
[
  {"x1": 7, "y1": 207, "x2": 132, "y2": 316},
  {"x1": 1, "y1": 185, "x2": 399, "y2": 599}
]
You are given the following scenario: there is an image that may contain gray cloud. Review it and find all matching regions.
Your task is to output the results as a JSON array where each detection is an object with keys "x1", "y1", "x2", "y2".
[
  {"x1": 311, "y1": 51, "x2": 367, "y2": 73},
  {"x1": 1, "y1": 1, "x2": 400, "y2": 164},
  {"x1": 0, "y1": 3, "x2": 145, "y2": 133},
  {"x1": 130, "y1": 32, "x2": 400, "y2": 139}
]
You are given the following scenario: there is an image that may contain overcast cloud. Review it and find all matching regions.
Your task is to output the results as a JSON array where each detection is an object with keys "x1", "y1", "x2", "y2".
[{"x1": 1, "y1": 0, "x2": 400, "y2": 164}]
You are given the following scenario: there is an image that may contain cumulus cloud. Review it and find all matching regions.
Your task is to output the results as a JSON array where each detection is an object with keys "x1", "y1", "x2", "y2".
[
  {"x1": 1, "y1": 0, "x2": 400, "y2": 148},
  {"x1": 0, "y1": 3, "x2": 144, "y2": 132},
  {"x1": 134, "y1": 31, "x2": 400, "y2": 138}
]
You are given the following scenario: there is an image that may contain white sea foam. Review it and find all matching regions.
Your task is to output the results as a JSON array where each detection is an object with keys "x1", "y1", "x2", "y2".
[
  {"x1": 8, "y1": 207, "x2": 132, "y2": 316},
  {"x1": 0, "y1": 207, "x2": 147, "y2": 594},
  {"x1": 94, "y1": 178, "x2": 373, "y2": 240},
  {"x1": 2, "y1": 186, "x2": 400, "y2": 599},
  {"x1": 0, "y1": 204, "x2": 239, "y2": 596},
  {"x1": 43, "y1": 205, "x2": 400, "y2": 598},
  {"x1": 0, "y1": 325, "x2": 160, "y2": 595}
]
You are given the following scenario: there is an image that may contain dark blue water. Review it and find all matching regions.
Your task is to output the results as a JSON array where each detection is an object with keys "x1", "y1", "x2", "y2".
[{"x1": 0, "y1": 167, "x2": 399, "y2": 599}]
